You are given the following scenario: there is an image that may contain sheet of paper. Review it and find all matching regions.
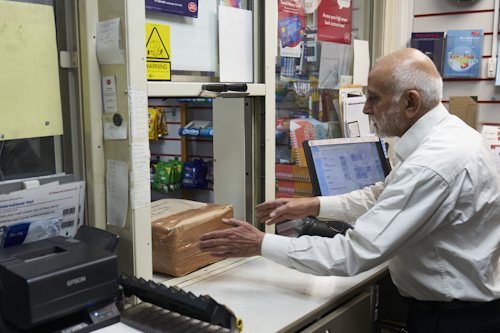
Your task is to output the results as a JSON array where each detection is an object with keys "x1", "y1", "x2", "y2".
[
  {"x1": 0, "y1": 181, "x2": 84, "y2": 240},
  {"x1": 102, "y1": 76, "x2": 118, "y2": 113},
  {"x1": 96, "y1": 18, "x2": 124, "y2": 65},
  {"x1": 319, "y1": 42, "x2": 351, "y2": 89},
  {"x1": 344, "y1": 96, "x2": 370, "y2": 137},
  {"x1": 103, "y1": 113, "x2": 127, "y2": 140},
  {"x1": 77, "y1": 182, "x2": 86, "y2": 229},
  {"x1": 0, "y1": 2, "x2": 63, "y2": 141},
  {"x1": 129, "y1": 90, "x2": 149, "y2": 139},
  {"x1": 219, "y1": 6, "x2": 253, "y2": 82},
  {"x1": 353, "y1": 40, "x2": 370, "y2": 86},
  {"x1": 481, "y1": 125, "x2": 500, "y2": 151},
  {"x1": 130, "y1": 142, "x2": 151, "y2": 210},
  {"x1": 106, "y1": 160, "x2": 128, "y2": 228}
]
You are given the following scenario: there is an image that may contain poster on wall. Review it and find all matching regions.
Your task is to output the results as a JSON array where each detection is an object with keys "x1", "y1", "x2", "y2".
[
  {"x1": 317, "y1": 0, "x2": 352, "y2": 45},
  {"x1": 444, "y1": 30, "x2": 483, "y2": 78},
  {"x1": 278, "y1": 0, "x2": 306, "y2": 58},
  {"x1": 145, "y1": 0, "x2": 199, "y2": 18}
]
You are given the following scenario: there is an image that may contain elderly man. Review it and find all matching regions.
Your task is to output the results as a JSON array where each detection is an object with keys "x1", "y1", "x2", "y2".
[{"x1": 197, "y1": 48, "x2": 500, "y2": 333}]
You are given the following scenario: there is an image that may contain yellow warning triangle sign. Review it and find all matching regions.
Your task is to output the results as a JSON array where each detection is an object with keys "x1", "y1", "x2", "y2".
[{"x1": 146, "y1": 27, "x2": 170, "y2": 61}]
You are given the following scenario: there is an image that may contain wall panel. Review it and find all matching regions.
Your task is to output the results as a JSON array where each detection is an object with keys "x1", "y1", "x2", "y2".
[{"x1": 412, "y1": 0, "x2": 500, "y2": 129}]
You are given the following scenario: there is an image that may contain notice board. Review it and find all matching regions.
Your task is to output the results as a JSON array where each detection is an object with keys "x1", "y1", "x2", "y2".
[{"x1": 0, "y1": 2, "x2": 63, "y2": 141}]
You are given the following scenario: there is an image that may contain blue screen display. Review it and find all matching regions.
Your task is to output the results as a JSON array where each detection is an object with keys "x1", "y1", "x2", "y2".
[{"x1": 311, "y1": 142, "x2": 386, "y2": 196}]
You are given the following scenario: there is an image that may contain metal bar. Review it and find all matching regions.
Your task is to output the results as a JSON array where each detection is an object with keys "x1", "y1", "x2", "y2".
[{"x1": 181, "y1": 103, "x2": 189, "y2": 200}]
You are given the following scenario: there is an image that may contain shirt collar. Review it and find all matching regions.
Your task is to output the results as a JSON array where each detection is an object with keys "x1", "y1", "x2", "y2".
[{"x1": 393, "y1": 103, "x2": 449, "y2": 162}]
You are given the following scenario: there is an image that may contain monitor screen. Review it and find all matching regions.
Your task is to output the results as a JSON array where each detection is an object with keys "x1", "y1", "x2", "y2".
[{"x1": 304, "y1": 137, "x2": 390, "y2": 197}]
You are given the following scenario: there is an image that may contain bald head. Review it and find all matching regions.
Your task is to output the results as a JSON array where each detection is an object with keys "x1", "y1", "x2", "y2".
[
  {"x1": 371, "y1": 48, "x2": 443, "y2": 111},
  {"x1": 374, "y1": 48, "x2": 441, "y2": 80},
  {"x1": 363, "y1": 49, "x2": 443, "y2": 137}
]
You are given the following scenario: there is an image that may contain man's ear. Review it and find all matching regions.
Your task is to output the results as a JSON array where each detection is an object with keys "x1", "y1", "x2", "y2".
[{"x1": 403, "y1": 90, "x2": 421, "y2": 119}]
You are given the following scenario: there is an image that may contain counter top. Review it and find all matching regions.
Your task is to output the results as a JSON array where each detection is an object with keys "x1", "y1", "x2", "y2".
[
  {"x1": 161, "y1": 257, "x2": 388, "y2": 333},
  {"x1": 98, "y1": 257, "x2": 388, "y2": 333}
]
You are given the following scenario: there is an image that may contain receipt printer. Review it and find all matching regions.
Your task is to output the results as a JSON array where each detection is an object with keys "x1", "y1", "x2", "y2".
[{"x1": 0, "y1": 236, "x2": 119, "y2": 331}]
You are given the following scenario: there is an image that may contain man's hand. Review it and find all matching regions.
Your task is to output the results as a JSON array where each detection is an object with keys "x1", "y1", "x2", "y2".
[
  {"x1": 255, "y1": 197, "x2": 321, "y2": 225},
  {"x1": 197, "y1": 218, "x2": 265, "y2": 258}
]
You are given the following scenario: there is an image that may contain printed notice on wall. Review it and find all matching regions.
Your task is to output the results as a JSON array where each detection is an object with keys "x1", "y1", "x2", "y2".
[
  {"x1": 146, "y1": 23, "x2": 171, "y2": 81},
  {"x1": 106, "y1": 159, "x2": 128, "y2": 228},
  {"x1": 317, "y1": 0, "x2": 352, "y2": 45},
  {"x1": 96, "y1": 18, "x2": 124, "y2": 65},
  {"x1": 145, "y1": 0, "x2": 198, "y2": 18},
  {"x1": 129, "y1": 90, "x2": 149, "y2": 139},
  {"x1": 130, "y1": 142, "x2": 151, "y2": 210},
  {"x1": 101, "y1": 76, "x2": 118, "y2": 113}
]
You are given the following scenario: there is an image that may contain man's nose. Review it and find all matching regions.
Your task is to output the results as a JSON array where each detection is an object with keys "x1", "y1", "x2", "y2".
[{"x1": 363, "y1": 103, "x2": 372, "y2": 115}]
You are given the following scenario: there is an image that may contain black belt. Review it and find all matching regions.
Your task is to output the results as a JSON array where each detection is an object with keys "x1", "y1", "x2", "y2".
[{"x1": 402, "y1": 297, "x2": 496, "y2": 313}]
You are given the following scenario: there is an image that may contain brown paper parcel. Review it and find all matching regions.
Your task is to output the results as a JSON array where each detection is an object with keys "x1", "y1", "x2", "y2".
[{"x1": 152, "y1": 203, "x2": 233, "y2": 277}]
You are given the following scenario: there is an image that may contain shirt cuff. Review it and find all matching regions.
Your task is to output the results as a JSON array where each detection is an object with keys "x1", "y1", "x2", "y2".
[
  {"x1": 261, "y1": 233, "x2": 292, "y2": 267},
  {"x1": 318, "y1": 195, "x2": 344, "y2": 220}
]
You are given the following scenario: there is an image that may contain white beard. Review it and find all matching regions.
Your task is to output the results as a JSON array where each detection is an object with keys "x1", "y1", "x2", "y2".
[{"x1": 370, "y1": 103, "x2": 406, "y2": 137}]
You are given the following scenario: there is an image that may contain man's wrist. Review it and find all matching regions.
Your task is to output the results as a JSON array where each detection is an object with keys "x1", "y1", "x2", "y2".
[{"x1": 308, "y1": 197, "x2": 321, "y2": 216}]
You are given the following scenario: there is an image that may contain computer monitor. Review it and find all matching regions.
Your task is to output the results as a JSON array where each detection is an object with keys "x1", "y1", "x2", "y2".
[{"x1": 303, "y1": 137, "x2": 391, "y2": 197}]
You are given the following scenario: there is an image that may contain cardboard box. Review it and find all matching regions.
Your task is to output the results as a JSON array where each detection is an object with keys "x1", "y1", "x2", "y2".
[
  {"x1": 151, "y1": 200, "x2": 233, "y2": 277},
  {"x1": 449, "y1": 96, "x2": 478, "y2": 130}
]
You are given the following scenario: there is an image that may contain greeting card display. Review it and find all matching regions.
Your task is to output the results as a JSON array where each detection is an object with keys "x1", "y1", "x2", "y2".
[
  {"x1": 444, "y1": 30, "x2": 483, "y2": 78},
  {"x1": 411, "y1": 32, "x2": 445, "y2": 75}
]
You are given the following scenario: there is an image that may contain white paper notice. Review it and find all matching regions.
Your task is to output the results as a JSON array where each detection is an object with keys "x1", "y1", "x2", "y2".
[
  {"x1": 344, "y1": 96, "x2": 370, "y2": 137},
  {"x1": 219, "y1": 6, "x2": 253, "y2": 82},
  {"x1": 129, "y1": 90, "x2": 149, "y2": 139},
  {"x1": 106, "y1": 159, "x2": 128, "y2": 228},
  {"x1": 102, "y1": 76, "x2": 118, "y2": 113},
  {"x1": 0, "y1": 181, "x2": 84, "y2": 239},
  {"x1": 96, "y1": 18, "x2": 124, "y2": 65},
  {"x1": 481, "y1": 125, "x2": 500, "y2": 152},
  {"x1": 353, "y1": 40, "x2": 370, "y2": 86},
  {"x1": 130, "y1": 142, "x2": 151, "y2": 209},
  {"x1": 104, "y1": 120, "x2": 127, "y2": 140}
]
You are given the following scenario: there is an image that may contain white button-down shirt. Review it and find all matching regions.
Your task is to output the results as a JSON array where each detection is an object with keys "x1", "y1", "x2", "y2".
[{"x1": 262, "y1": 103, "x2": 500, "y2": 302}]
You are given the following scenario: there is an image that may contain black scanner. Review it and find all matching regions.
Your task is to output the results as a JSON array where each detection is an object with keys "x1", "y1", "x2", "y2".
[{"x1": 0, "y1": 236, "x2": 119, "y2": 331}]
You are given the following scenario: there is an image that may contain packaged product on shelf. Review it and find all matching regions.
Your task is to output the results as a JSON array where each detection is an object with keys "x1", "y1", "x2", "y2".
[
  {"x1": 152, "y1": 161, "x2": 172, "y2": 193},
  {"x1": 148, "y1": 108, "x2": 158, "y2": 140},
  {"x1": 169, "y1": 160, "x2": 183, "y2": 192},
  {"x1": 276, "y1": 80, "x2": 289, "y2": 104},
  {"x1": 157, "y1": 107, "x2": 168, "y2": 137},
  {"x1": 290, "y1": 118, "x2": 342, "y2": 167},
  {"x1": 276, "y1": 179, "x2": 314, "y2": 197},
  {"x1": 181, "y1": 159, "x2": 207, "y2": 189},
  {"x1": 275, "y1": 117, "x2": 291, "y2": 141},
  {"x1": 205, "y1": 160, "x2": 214, "y2": 188},
  {"x1": 151, "y1": 199, "x2": 233, "y2": 277},
  {"x1": 293, "y1": 79, "x2": 310, "y2": 108},
  {"x1": 276, "y1": 164, "x2": 310, "y2": 182}
]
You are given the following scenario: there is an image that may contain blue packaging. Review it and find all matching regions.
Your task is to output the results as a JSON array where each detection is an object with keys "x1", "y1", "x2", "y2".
[{"x1": 178, "y1": 128, "x2": 214, "y2": 137}]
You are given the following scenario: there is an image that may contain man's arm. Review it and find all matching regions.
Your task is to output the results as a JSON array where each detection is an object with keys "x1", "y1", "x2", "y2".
[{"x1": 261, "y1": 166, "x2": 450, "y2": 276}]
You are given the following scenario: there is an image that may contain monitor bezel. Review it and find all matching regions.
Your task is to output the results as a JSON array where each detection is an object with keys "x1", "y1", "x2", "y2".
[{"x1": 303, "y1": 137, "x2": 392, "y2": 197}]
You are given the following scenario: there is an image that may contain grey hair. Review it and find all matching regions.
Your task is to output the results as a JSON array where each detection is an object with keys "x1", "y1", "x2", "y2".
[{"x1": 389, "y1": 65, "x2": 443, "y2": 110}]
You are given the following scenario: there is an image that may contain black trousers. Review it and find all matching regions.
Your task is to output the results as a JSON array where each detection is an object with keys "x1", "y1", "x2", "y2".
[{"x1": 407, "y1": 299, "x2": 500, "y2": 333}]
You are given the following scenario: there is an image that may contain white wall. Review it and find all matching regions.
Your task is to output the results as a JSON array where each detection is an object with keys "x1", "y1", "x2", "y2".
[{"x1": 413, "y1": 0, "x2": 500, "y2": 127}]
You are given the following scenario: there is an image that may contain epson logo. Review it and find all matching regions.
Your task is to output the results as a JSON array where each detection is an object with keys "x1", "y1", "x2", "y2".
[{"x1": 67, "y1": 276, "x2": 86, "y2": 287}]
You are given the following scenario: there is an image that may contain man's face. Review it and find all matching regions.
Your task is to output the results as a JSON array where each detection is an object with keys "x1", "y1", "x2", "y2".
[{"x1": 363, "y1": 71, "x2": 407, "y2": 137}]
